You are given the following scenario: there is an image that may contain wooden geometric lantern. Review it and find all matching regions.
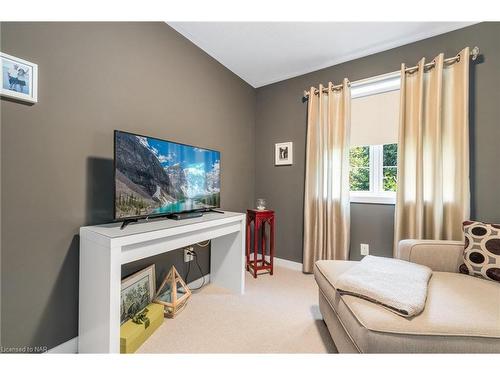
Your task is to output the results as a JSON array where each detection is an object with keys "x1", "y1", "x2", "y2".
[{"x1": 154, "y1": 266, "x2": 191, "y2": 318}]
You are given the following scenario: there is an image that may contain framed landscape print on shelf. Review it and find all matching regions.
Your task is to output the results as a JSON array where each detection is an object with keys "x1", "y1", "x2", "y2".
[
  {"x1": 275, "y1": 142, "x2": 293, "y2": 166},
  {"x1": 1, "y1": 52, "x2": 38, "y2": 103},
  {"x1": 120, "y1": 265, "x2": 156, "y2": 325}
]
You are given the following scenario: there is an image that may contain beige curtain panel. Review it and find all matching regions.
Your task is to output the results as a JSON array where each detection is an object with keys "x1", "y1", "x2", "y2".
[
  {"x1": 303, "y1": 79, "x2": 351, "y2": 273},
  {"x1": 394, "y1": 48, "x2": 471, "y2": 254}
]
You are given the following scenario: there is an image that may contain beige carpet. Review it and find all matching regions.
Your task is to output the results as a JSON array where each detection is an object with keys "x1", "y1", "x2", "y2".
[{"x1": 138, "y1": 266, "x2": 337, "y2": 353}]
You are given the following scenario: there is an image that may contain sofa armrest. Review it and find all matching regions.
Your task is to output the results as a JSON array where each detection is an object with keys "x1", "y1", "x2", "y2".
[{"x1": 396, "y1": 239, "x2": 464, "y2": 273}]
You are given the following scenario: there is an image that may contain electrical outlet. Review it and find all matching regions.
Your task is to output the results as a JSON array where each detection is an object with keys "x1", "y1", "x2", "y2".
[
  {"x1": 184, "y1": 247, "x2": 194, "y2": 262},
  {"x1": 360, "y1": 243, "x2": 369, "y2": 256}
]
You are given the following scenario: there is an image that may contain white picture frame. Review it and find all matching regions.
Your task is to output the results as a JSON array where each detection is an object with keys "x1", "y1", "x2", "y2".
[
  {"x1": 1, "y1": 52, "x2": 38, "y2": 103},
  {"x1": 275, "y1": 142, "x2": 293, "y2": 166}
]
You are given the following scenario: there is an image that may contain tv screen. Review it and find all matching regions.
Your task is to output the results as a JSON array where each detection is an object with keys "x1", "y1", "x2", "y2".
[{"x1": 114, "y1": 130, "x2": 220, "y2": 220}]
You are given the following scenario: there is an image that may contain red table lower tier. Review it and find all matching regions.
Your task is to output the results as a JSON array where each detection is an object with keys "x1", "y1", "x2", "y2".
[{"x1": 246, "y1": 209, "x2": 275, "y2": 278}]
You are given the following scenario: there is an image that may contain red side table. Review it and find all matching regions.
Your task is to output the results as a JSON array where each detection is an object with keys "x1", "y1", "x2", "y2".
[{"x1": 246, "y1": 209, "x2": 275, "y2": 278}]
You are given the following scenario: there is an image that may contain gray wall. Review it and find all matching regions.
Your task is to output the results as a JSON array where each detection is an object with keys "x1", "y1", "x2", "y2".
[
  {"x1": 255, "y1": 22, "x2": 500, "y2": 263},
  {"x1": 0, "y1": 22, "x2": 256, "y2": 350},
  {"x1": 349, "y1": 203, "x2": 394, "y2": 261},
  {"x1": 2, "y1": 21, "x2": 500, "y2": 351}
]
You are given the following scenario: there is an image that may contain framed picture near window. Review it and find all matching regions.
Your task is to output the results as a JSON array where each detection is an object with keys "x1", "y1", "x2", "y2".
[
  {"x1": 1, "y1": 52, "x2": 38, "y2": 103},
  {"x1": 275, "y1": 142, "x2": 293, "y2": 166}
]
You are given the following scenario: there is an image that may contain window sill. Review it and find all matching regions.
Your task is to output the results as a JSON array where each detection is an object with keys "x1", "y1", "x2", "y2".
[{"x1": 350, "y1": 195, "x2": 395, "y2": 205}]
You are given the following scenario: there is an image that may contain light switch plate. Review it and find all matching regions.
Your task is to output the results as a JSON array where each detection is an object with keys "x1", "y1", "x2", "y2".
[{"x1": 360, "y1": 243, "x2": 369, "y2": 256}]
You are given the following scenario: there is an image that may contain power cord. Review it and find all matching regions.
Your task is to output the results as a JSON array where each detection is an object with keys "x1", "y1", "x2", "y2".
[{"x1": 185, "y1": 247, "x2": 207, "y2": 291}]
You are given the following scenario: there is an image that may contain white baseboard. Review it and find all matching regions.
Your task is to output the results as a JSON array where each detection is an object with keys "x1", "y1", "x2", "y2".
[
  {"x1": 46, "y1": 336, "x2": 78, "y2": 354},
  {"x1": 249, "y1": 255, "x2": 303, "y2": 271},
  {"x1": 187, "y1": 273, "x2": 210, "y2": 289},
  {"x1": 274, "y1": 257, "x2": 303, "y2": 271}
]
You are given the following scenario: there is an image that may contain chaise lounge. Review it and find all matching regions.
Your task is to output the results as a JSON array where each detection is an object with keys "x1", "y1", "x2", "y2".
[{"x1": 314, "y1": 239, "x2": 500, "y2": 353}]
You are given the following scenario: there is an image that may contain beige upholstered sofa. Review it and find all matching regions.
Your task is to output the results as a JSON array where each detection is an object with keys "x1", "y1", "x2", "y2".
[{"x1": 314, "y1": 240, "x2": 500, "y2": 353}]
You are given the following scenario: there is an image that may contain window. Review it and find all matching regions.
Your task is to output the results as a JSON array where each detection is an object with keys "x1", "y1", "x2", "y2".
[
  {"x1": 382, "y1": 143, "x2": 397, "y2": 192},
  {"x1": 349, "y1": 71, "x2": 401, "y2": 204},
  {"x1": 349, "y1": 143, "x2": 398, "y2": 203},
  {"x1": 349, "y1": 145, "x2": 370, "y2": 192}
]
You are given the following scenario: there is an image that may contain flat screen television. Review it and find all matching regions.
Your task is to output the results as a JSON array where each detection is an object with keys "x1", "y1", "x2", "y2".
[{"x1": 114, "y1": 130, "x2": 220, "y2": 220}]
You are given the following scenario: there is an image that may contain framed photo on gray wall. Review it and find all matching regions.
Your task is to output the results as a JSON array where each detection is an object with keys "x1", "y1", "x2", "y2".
[
  {"x1": 1, "y1": 52, "x2": 38, "y2": 103},
  {"x1": 275, "y1": 142, "x2": 293, "y2": 165}
]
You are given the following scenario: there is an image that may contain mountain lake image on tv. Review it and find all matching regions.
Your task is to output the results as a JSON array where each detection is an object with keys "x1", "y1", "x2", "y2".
[{"x1": 114, "y1": 131, "x2": 220, "y2": 219}]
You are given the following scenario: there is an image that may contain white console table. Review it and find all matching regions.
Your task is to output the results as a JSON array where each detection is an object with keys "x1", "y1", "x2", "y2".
[{"x1": 78, "y1": 211, "x2": 246, "y2": 353}]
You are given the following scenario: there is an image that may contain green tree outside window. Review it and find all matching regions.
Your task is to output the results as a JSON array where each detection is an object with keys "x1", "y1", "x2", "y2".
[
  {"x1": 349, "y1": 146, "x2": 370, "y2": 191},
  {"x1": 349, "y1": 143, "x2": 398, "y2": 194},
  {"x1": 383, "y1": 143, "x2": 397, "y2": 192}
]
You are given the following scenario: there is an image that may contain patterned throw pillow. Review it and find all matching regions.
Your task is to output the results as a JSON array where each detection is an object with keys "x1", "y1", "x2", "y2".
[{"x1": 459, "y1": 221, "x2": 500, "y2": 283}]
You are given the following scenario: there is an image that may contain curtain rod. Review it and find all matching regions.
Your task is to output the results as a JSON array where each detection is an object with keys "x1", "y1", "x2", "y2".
[{"x1": 303, "y1": 46, "x2": 480, "y2": 99}]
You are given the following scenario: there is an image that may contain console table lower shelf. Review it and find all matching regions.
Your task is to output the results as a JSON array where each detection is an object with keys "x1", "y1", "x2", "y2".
[{"x1": 78, "y1": 211, "x2": 246, "y2": 353}]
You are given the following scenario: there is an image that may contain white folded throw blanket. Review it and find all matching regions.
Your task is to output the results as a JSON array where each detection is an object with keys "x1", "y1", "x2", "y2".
[{"x1": 335, "y1": 255, "x2": 432, "y2": 317}]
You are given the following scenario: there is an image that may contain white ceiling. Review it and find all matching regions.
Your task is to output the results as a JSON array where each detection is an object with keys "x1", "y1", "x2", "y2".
[{"x1": 168, "y1": 22, "x2": 475, "y2": 88}]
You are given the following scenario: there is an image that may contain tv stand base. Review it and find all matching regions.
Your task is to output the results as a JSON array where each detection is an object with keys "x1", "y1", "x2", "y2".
[
  {"x1": 120, "y1": 218, "x2": 138, "y2": 230},
  {"x1": 119, "y1": 209, "x2": 225, "y2": 227},
  {"x1": 168, "y1": 211, "x2": 203, "y2": 220}
]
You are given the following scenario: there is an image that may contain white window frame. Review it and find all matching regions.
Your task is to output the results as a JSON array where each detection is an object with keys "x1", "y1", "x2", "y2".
[
  {"x1": 350, "y1": 144, "x2": 396, "y2": 204},
  {"x1": 349, "y1": 71, "x2": 401, "y2": 205},
  {"x1": 351, "y1": 71, "x2": 401, "y2": 99}
]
